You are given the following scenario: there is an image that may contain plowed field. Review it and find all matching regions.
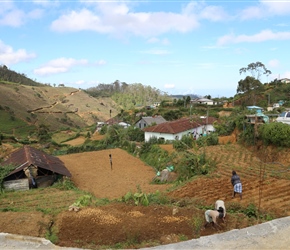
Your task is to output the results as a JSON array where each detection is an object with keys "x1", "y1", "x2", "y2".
[{"x1": 1, "y1": 143, "x2": 290, "y2": 249}]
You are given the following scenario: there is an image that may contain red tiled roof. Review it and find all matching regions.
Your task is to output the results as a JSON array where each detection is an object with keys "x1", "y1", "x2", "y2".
[
  {"x1": 143, "y1": 116, "x2": 217, "y2": 134},
  {"x1": 0, "y1": 146, "x2": 72, "y2": 177}
]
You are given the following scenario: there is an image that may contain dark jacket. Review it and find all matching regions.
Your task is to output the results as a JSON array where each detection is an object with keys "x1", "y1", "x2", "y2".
[{"x1": 231, "y1": 174, "x2": 241, "y2": 186}]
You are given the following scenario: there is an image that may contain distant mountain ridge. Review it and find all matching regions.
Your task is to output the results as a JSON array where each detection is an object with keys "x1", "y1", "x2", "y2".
[{"x1": 170, "y1": 94, "x2": 200, "y2": 99}]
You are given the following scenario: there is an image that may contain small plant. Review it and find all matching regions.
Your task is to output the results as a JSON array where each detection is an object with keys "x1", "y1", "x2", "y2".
[
  {"x1": 243, "y1": 203, "x2": 257, "y2": 218},
  {"x1": 123, "y1": 190, "x2": 149, "y2": 206},
  {"x1": 45, "y1": 224, "x2": 58, "y2": 244},
  {"x1": 72, "y1": 194, "x2": 93, "y2": 207},
  {"x1": 53, "y1": 178, "x2": 77, "y2": 190},
  {"x1": 191, "y1": 214, "x2": 204, "y2": 237}
]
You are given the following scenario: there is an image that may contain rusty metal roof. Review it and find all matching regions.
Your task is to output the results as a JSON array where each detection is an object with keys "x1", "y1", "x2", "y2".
[{"x1": 0, "y1": 146, "x2": 71, "y2": 177}]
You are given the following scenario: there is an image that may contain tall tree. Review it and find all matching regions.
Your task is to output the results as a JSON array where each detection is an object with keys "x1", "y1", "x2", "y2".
[
  {"x1": 239, "y1": 61, "x2": 271, "y2": 82},
  {"x1": 238, "y1": 62, "x2": 271, "y2": 105}
]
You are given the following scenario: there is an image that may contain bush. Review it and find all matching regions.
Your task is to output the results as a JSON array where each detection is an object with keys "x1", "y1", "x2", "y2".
[
  {"x1": 139, "y1": 144, "x2": 171, "y2": 171},
  {"x1": 259, "y1": 122, "x2": 290, "y2": 147},
  {"x1": 175, "y1": 151, "x2": 214, "y2": 181},
  {"x1": 173, "y1": 135, "x2": 193, "y2": 151},
  {"x1": 196, "y1": 133, "x2": 218, "y2": 147}
]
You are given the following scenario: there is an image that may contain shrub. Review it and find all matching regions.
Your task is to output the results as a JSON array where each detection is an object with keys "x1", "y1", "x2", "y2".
[
  {"x1": 259, "y1": 122, "x2": 290, "y2": 147},
  {"x1": 175, "y1": 151, "x2": 214, "y2": 181}
]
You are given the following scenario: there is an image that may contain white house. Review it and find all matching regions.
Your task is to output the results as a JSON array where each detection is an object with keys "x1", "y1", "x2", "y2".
[
  {"x1": 135, "y1": 116, "x2": 167, "y2": 129},
  {"x1": 190, "y1": 98, "x2": 215, "y2": 105},
  {"x1": 143, "y1": 117, "x2": 217, "y2": 142},
  {"x1": 280, "y1": 78, "x2": 290, "y2": 83}
]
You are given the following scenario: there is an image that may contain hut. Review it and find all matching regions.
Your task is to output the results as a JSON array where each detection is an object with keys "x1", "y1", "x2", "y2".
[{"x1": 0, "y1": 146, "x2": 72, "y2": 191}]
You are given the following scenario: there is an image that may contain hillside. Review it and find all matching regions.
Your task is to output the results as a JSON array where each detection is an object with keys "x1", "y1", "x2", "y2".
[
  {"x1": 0, "y1": 82, "x2": 120, "y2": 132},
  {"x1": 1, "y1": 144, "x2": 290, "y2": 249}
]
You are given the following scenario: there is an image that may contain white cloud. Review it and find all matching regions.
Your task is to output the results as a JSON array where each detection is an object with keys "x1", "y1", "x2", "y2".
[
  {"x1": 0, "y1": 8, "x2": 25, "y2": 27},
  {"x1": 34, "y1": 57, "x2": 88, "y2": 76},
  {"x1": 0, "y1": 2, "x2": 43, "y2": 27},
  {"x1": 140, "y1": 49, "x2": 170, "y2": 55},
  {"x1": 239, "y1": 1, "x2": 290, "y2": 20},
  {"x1": 217, "y1": 30, "x2": 290, "y2": 46},
  {"x1": 239, "y1": 6, "x2": 264, "y2": 20},
  {"x1": 261, "y1": 0, "x2": 290, "y2": 15},
  {"x1": 268, "y1": 59, "x2": 280, "y2": 68},
  {"x1": 147, "y1": 37, "x2": 170, "y2": 45},
  {"x1": 94, "y1": 60, "x2": 106, "y2": 65},
  {"x1": 0, "y1": 40, "x2": 36, "y2": 65},
  {"x1": 199, "y1": 5, "x2": 229, "y2": 21},
  {"x1": 50, "y1": 2, "x2": 201, "y2": 37},
  {"x1": 283, "y1": 71, "x2": 290, "y2": 78},
  {"x1": 50, "y1": 9, "x2": 112, "y2": 33},
  {"x1": 164, "y1": 84, "x2": 175, "y2": 89}
]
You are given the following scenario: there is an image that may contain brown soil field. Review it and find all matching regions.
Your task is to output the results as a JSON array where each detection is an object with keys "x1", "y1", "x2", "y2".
[{"x1": 1, "y1": 143, "x2": 290, "y2": 249}]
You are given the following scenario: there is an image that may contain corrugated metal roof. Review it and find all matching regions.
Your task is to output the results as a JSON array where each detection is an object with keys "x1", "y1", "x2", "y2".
[
  {"x1": 143, "y1": 116, "x2": 217, "y2": 134},
  {"x1": 0, "y1": 146, "x2": 72, "y2": 177},
  {"x1": 141, "y1": 116, "x2": 167, "y2": 125}
]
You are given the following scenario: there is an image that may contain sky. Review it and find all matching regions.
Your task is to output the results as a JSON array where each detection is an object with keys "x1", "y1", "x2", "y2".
[{"x1": 1, "y1": 0, "x2": 290, "y2": 98}]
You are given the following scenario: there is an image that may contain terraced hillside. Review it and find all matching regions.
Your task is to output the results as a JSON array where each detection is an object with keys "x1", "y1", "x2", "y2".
[
  {"x1": 1, "y1": 143, "x2": 290, "y2": 249},
  {"x1": 167, "y1": 144, "x2": 290, "y2": 216}
]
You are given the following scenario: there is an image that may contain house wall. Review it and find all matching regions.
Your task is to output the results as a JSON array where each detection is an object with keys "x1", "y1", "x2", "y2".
[
  {"x1": 135, "y1": 119, "x2": 148, "y2": 129},
  {"x1": 144, "y1": 124, "x2": 215, "y2": 142},
  {"x1": 4, "y1": 179, "x2": 29, "y2": 191}
]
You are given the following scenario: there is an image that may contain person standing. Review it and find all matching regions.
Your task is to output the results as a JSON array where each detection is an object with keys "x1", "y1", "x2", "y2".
[{"x1": 231, "y1": 170, "x2": 242, "y2": 200}]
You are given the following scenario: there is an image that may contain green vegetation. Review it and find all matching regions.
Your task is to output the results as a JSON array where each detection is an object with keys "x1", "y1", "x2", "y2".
[
  {"x1": 0, "y1": 109, "x2": 36, "y2": 139},
  {"x1": 122, "y1": 187, "x2": 170, "y2": 206},
  {"x1": 0, "y1": 65, "x2": 43, "y2": 86},
  {"x1": 259, "y1": 122, "x2": 290, "y2": 147},
  {"x1": 0, "y1": 164, "x2": 17, "y2": 192}
]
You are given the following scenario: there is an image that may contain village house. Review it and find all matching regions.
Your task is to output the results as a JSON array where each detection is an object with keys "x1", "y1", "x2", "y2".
[
  {"x1": 135, "y1": 115, "x2": 166, "y2": 129},
  {"x1": 0, "y1": 146, "x2": 72, "y2": 191},
  {"x1": 190, "y1": 98, "x2": 215, "y2": 105},
  {"x1": 143, "y1": 116, "x2": 217, "y2": 142},
  {"x1": 280, "y1": 78, "x2": 290, "y2": 83},
  {"x1": 105, "y1": 116, "x2": 131, "y2": 128}
]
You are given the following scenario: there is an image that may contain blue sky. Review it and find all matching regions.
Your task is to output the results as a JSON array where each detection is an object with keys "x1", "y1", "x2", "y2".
[{"x1": 1, "y1": 0, "x2": 290, "y2": 98}]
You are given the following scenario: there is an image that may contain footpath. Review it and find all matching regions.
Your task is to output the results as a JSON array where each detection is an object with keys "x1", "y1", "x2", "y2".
[{"x1": 1, "y1": 216, "x2": 290, "y2": 249}]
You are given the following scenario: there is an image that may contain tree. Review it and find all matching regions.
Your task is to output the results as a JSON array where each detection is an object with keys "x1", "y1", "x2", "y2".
[
  {"x1": 239, "y1": 62, "x2": 271, "y2": 81},
  {"x1": 238, "y1": 62, "x2": 271, "y2": 105},
  {"x1": 237, "y1": 76, "x2": 262, "y2": 93}
]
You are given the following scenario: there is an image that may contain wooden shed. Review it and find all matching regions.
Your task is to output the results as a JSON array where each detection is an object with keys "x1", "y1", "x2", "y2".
[{"x1": 0, "y1": 146, "x2": 72, "y2": 191}]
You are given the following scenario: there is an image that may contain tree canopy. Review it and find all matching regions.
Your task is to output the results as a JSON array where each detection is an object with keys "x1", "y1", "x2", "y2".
[
  {"x1": 239, "y1": 61, "x2": 271, "y2": 81},
  {"x1": 237, "y1": 76, "x2": 262, "y2": 93}
]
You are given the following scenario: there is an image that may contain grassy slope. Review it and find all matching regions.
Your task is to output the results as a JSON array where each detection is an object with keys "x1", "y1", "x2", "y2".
[{"x1": 0, "y1": 83, "x2": 120, "y2": 133}]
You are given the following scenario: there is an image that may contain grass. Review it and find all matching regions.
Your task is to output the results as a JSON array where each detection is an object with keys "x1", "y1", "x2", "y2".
[
  {"x1": 0, "y1": 110, "x2": 36, "y2": 138},
  {"x1": 0, "y1": 186, "x2": 88, "y2": 215},
  {"x1": 190, "y1": 214, "x2": 204, "y2": 237},
  {"x1": 51, "y1": 130, "x2": 80, "y2": 144}
]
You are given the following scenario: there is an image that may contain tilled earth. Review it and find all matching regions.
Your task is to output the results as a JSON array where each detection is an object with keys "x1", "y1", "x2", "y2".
[{"x1": 1, "y1": 144, "x2": 290, "y2": 249}]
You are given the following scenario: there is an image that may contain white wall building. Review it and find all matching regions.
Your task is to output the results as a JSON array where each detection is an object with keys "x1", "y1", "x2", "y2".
[{"x1": 143, "y1": 117, "x2": 217, "y2": 142}]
